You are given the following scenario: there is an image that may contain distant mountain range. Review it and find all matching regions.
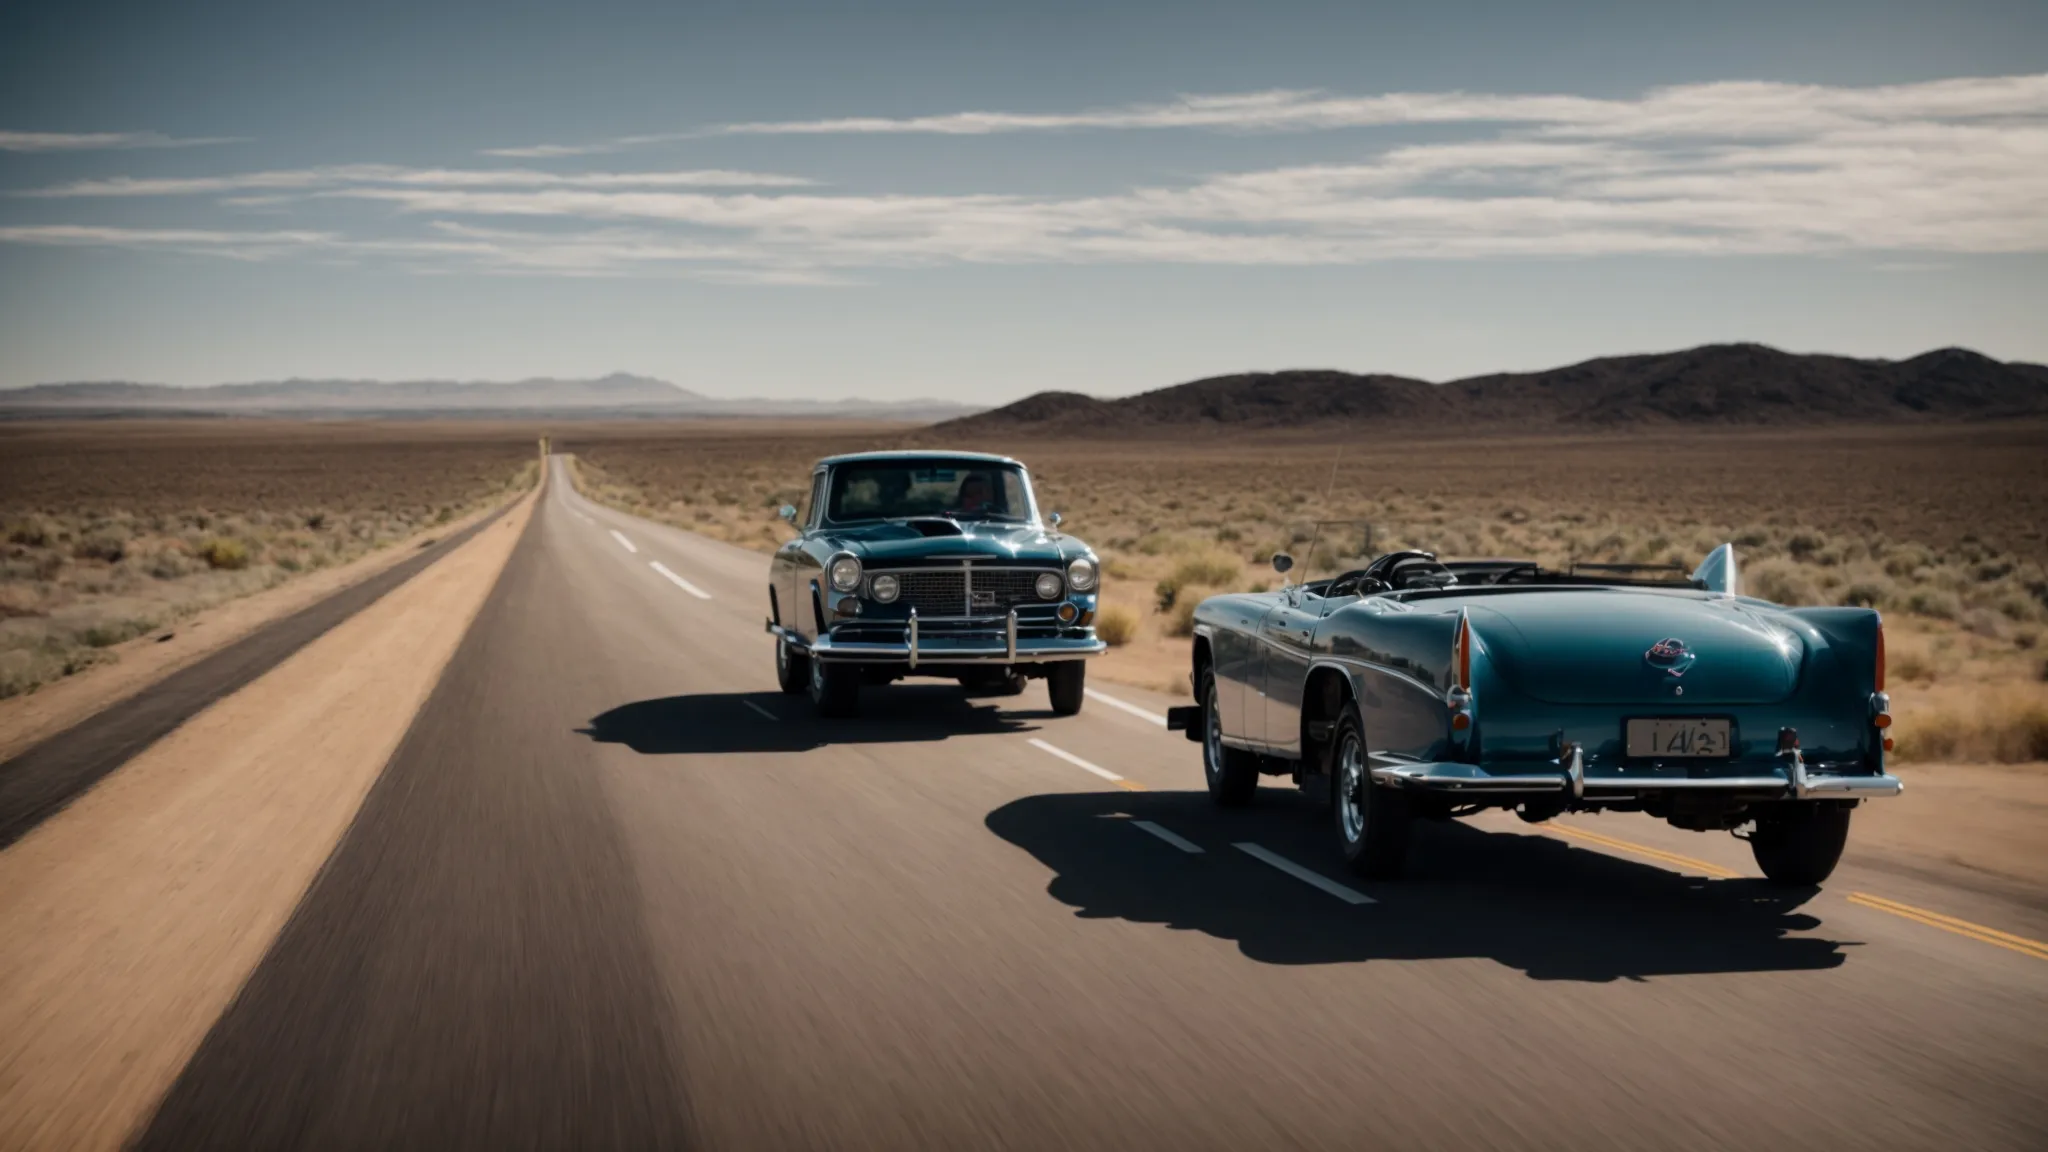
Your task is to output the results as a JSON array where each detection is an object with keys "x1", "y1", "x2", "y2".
[
  {"x1": 938, "y1": 345, "x2": 2048, "y2": 435},
  {"x1": 11, "y1": 345, "x2": 2045, "y2": 430},
  {"x1": 0, "y1": 372, "x2": 978, "y2": 422}
]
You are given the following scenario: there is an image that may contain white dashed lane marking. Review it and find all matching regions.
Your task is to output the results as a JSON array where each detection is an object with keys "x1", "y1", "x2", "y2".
[
  {"x1": 609, "y1": 529, "x2": 637, "y2": 554},
  {"x1": 1084, "y1": 688, "x2": 1167, "y2": 726},
  {"x1": 650, "y1": 561, "x2": 713, "y2": 599},
  {"x1": 1026, "y1": 738, "x2": 1144, "y2": 791},
  {"x1": 1234, "y1": 843, "x2": 1376, "y2": 905},
  {"x1": 1027, "y1": 738, "x2": 1123, "y2": 782},
  {"x1": 1132, "y1": 821, "x2": 1203, "y2": 854}
]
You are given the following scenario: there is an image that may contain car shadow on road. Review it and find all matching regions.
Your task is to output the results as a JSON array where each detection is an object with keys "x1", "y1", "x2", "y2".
[
  {"x1": 986, "y1": 789, "x2": 1851, "y2": 982},
  {"x1": 580, "y1": 685, "x2": 1042, "y2": 755}
]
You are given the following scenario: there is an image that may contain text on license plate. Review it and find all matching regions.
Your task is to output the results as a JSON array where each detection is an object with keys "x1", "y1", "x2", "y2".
[{"x1": 1626, "y1": 718, "x2": 1732, "y2": 758}]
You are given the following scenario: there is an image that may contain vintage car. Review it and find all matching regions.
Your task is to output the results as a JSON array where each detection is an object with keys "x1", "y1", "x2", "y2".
[
  {"x1": 1163, "y1": 544, "x2": 1901, "y2": 886},
  {"x1": 765, "y1": 451, "x2": 1106, "y2": 718}
]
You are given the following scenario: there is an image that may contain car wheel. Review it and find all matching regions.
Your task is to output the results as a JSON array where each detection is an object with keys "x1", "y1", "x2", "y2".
[
  {"x1": 775, "y1": 634, "x2": 809, "y2": 695},
  {"x1": 1047, "y1": 662, "x2": 1085, "y2": 716},
  {"x1": 1333, "y1": 708, "x2": 1411, "y2": 878},
  {"x1": 1200, "y1": 674, "x2": 1258, "y2": 807},
  {"x1": 1749, "y1": 801, "x2": 1851, "y2": 886},
  {"x1": 808, "y1": 655, "x2": 860, "y2": 718}
]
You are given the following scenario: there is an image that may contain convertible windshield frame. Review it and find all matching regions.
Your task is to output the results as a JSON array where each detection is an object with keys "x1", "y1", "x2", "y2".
[{"x1": 819, "y1": 458, "x2": 1041, "y2": 528}]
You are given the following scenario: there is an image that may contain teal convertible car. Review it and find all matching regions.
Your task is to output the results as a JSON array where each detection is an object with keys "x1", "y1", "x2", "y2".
[
  {"x1": 765, "y1": 451, "x2": 1105, "y2": 719},
  {"x1": 1164, "y1": 545, "x2": 1901, "y2": 886}
]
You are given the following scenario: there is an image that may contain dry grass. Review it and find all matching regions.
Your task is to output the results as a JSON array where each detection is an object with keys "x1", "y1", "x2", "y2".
[
  {"x1": 0, "y1": 421, "x2": 539, "y2": 698},
  {"x1": 566, "y1": 420, "x2": 2048, "y2": 762}
]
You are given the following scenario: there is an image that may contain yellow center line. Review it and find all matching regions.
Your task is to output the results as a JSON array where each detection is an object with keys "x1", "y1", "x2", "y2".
[
  {"x1": 1114, "y1": 779, "x2": 1148, "y2": 792},
  {"x1": 1540, "y1": 822, "x2": 1743, "y2": 879},
  {"x1": 1847, "y1": 893, "x2": 2048, "y2": 962}
]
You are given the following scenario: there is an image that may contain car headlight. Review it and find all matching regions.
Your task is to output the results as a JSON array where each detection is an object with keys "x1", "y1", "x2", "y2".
[
  {"x1": 870, "y1": 573, "x2": 900, "y2": 603},
  {"x1": 829, "y1": 554, "x2": 862, "y2": 592},
  {"x1": 1034, "y1": 571, "x2": 1063, "y2": 600},
  {"x1": 1066, "y1": 556, "x2": 1097, "y2": 592}
]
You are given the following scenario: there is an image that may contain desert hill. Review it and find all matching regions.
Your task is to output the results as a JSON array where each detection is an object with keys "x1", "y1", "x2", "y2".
[{"x1": 939, "y1": 344, "x2": 2048, "y2": 435}]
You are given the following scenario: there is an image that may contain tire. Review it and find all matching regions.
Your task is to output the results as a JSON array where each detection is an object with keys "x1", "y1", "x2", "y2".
[
  {"x1": 808, "y1": 655, "x2": 861, "y2": 718},
  {"x1": 1750, "y1": 802, "x2": 1851, "y2": 886},
  {"x1": 774, "y1": 633, "x2": 809, "y2": 695},
  {"x1": 1199, "y1": 673, "x2": 1259, "y2": 807},
  {"x1": 1047, "y1": 661, "x2": 1085, "y2": 716},
  {"x1": 1332, "y1": 708, "x2": 1411, "y2": 878}
]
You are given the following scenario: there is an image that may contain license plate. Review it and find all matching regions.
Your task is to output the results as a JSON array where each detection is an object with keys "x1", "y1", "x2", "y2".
[{"x1": 1626, "y1": 718, "x2": 1732, "y2": 758}]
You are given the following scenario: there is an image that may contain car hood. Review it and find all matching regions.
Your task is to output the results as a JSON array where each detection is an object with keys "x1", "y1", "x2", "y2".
[
  {"x1": 820, "y1": 520, "x2": 1080, "y2": 565},
  {"x1": 1468, "y1": 591, "x2": 1805, "y2": 705}
]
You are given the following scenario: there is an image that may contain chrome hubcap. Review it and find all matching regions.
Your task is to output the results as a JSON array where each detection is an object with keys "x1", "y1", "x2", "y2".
[{"x1": 1339, "y1": 733, "x2": 1365, "y2": 844}]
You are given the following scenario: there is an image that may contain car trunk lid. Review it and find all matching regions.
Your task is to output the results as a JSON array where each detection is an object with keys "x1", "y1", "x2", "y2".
[{"x1": 1471, "y1": 592, "x2": 1804, "y2": 705}]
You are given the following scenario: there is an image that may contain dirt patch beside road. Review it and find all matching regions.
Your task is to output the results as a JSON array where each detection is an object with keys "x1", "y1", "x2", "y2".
[{"x1": 0, "y1": 487, "x2": 536, "y2": 1152}]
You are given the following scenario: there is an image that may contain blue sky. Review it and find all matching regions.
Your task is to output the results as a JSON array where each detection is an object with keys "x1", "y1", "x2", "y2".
[{"x1": 2, "y1": 0, "x2": 2044, "y2": 399}]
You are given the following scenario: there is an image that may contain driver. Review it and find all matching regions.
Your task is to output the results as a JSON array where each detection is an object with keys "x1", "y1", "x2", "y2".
[{"x1": 954, "y1": 473, "x2": 997, "y2": 515}]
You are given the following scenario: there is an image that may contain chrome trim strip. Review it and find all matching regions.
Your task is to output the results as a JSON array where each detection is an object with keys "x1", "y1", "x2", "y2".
[
  {"x1": 908, "y1": 607, "x2": 919, "y2": 670},
  {"x1": 1307, "y1": 654, "x2": 1444, "y2": 702},
  {"x1": 1006, "y1": 609, "x2": 1017, "y2": 662}
]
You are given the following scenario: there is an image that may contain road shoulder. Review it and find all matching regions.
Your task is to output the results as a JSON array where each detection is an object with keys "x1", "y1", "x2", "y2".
[{"x1": 0, "y1": 495, "x2": 518, "y2": 763}]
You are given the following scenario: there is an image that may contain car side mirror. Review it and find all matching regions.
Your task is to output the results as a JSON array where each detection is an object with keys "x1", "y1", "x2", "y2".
[
  {"x1": 779, "y1": 504, "x2": 798, "y2": 524},
  {"x1": 1271, "y1": 553, "x2": 1294, "y2": 575},
  {"x1": 1048, "y1": 511, "x2": 1062, "y2": 529}
]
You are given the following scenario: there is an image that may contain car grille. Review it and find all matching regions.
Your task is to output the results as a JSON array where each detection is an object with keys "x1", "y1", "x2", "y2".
[
  {"x1": 893, "y1": 570, "x2": 966, "y2": 617},
  {"x1": 875, "y1": 565, "x2": 1057, "y2": 617}
]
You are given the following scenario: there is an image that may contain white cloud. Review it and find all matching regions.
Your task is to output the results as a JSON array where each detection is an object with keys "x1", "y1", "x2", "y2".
[
  {"x1": 18, "y1": 164, "x2": 816, "y2": 198},
  {"x1": 471, "y1": 74, "x2": 2048, "y2": 150},
  {"x1": 0, "y1": 130, "x2": 242, "y2": 152},
  {"x1": 5, "y1": 74, "x2": 2044, "y2": 277}
]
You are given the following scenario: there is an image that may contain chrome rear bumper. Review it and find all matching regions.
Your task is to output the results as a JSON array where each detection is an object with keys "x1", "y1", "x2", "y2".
[{"x1": 1369, "y1": 744, "x2": 1901, "y2": 801}]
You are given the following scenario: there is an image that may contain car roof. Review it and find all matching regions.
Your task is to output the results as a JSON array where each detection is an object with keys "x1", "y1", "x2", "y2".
[{"x1": 815, "y1": 449, "x2": 1023, "y2": 468}]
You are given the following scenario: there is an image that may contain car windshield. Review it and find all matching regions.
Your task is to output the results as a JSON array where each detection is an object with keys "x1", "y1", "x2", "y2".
[{"x1": 825, "y1": 460, "x2": 1034, "y2": 524}]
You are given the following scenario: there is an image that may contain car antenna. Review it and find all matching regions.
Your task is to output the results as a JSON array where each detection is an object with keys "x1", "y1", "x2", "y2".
[{"x1": 1289, "y1": 447, "x2": 1348, "y2": 590}]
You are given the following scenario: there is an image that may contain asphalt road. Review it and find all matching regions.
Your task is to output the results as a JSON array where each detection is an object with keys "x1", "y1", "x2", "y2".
[{"x1": 132, "y1": 458, "x2": 2047, "y2": 1150}]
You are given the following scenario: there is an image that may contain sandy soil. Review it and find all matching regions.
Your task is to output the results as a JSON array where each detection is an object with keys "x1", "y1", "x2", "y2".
[
  {"x1": 0, "y1": 496, "x2": 516, "y2": 763},
  {"x1": 0, "y1": 488, "x2": 536, "y2": 1152}
]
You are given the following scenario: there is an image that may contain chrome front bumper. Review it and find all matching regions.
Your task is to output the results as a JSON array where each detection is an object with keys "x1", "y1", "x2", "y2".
[
  {"x1": 1369, "y1": 744, "x2": 1902, "y2": 801},
  {"x1": 766, "y1": 610, "x2": 1105, "y2": 667}
]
